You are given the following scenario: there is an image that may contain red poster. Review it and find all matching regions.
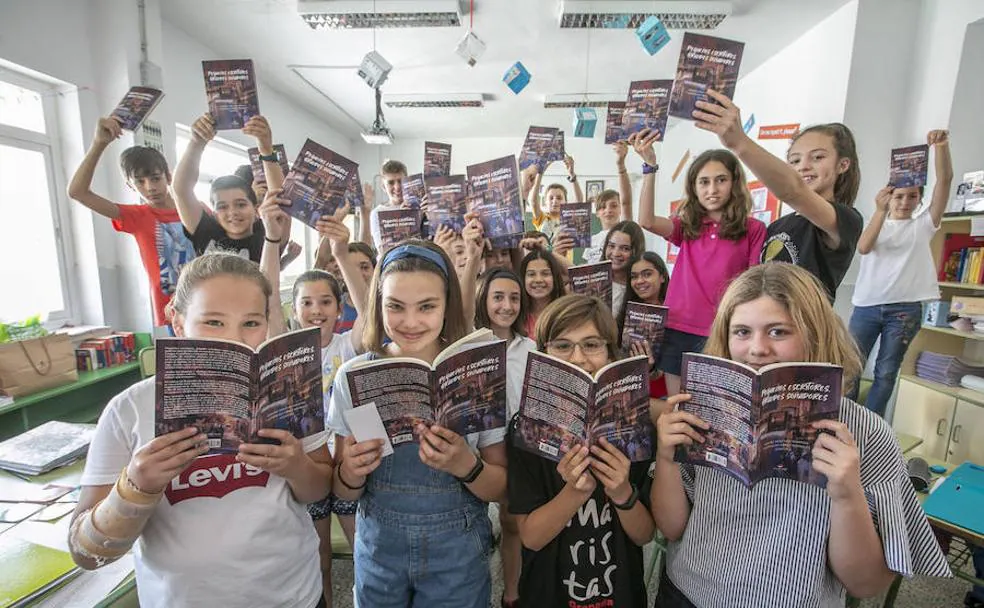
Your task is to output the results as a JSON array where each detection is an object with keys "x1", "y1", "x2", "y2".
[
  {"x1": 757, "y1": 123, "x2": 800, "y2": 140},
  {"x1": 748, "y1": 180, "x2": 781, "y2": 225}
]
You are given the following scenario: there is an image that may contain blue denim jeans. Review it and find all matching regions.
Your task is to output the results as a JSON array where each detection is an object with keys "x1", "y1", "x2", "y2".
[
  {"x1": 353, "y1": 443, "x2": 492, "y2": 608},
  {"x1": 848, "y1": 302, "x2": 922, "y2": 417}
]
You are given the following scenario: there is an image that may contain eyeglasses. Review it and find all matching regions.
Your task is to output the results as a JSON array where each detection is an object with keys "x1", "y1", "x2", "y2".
[{"x1": 546, "y1": 338, "x2": 608, "y2": 357}]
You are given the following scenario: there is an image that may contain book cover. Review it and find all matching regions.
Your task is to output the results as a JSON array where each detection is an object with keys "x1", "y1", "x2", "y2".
[
  {"x1": 889, "y1": 144, "x2": 930, "y2": 188},
  {"x1": 377, "y1": 208, "x2": 422, "y2": 254},
  {"x1": 548, "y1": 130, "x2": 566, "y2": 163},
  {"x1": 513, "y1": 352, "x2": 651, "y2": 462},
  {"x1": 518, "y1": 126, "x2": 560, "y2": 172},
  {"x1": 605, "y1": 102, "x2": 627, "y2": 144},
  {"x1": 201, "y1": 59, "x2": 259, "y2": 130},
  {"x1": 668, "y1": 33, "x2": 745, "y2": 121},
  {"x1": 622, "y1": 79, "x2": 673, "y2": 140},
  {"x1": 466, "y1": 155, "x2": 525, "y2": 245},
  {"x1": 400, "y1": 173, "x2": 426, "y2": 209},
  {"x1": 247, "y1": 144, "x2": 290, "y2": 185},
  {"x1": 281, "y1": 139, "x2": 359, "y2": 228},
  {"x1": 109, "y1": 86, "x2": 164, "y2": 131},
  {"x1": 424, "y1": 174, "x2": 469, "y2": 236},
  {"x1": 558, "y1": 202, "x2": 593, "y2": 248},
  {"x1": 620, "y1": 302, "x2": 669, "y2": 363},
  {"x1": 0, "y1": 535, "x2": 78, "y2": 607},
  {"x1": 345, "y1": 329, "x2": 507, "y2": 445},
  {"x1": 424, "y1": 141, "x2": 452, "y2": 178},
  {"x1": 155, "y1": 327, "x2": 323, "y2": 454},
  {"x1": 568, "y1": 261, "x2": 614, "y2": 310},
  {"x1": 344, "y1": 166, "x2": 365, "y2": 210},
  {"x1": 0, "y1": 422, "x2": 95, "y2": 477},
  {"x1": 676, "y1": 353, "x2": 842, "y2": 488}
]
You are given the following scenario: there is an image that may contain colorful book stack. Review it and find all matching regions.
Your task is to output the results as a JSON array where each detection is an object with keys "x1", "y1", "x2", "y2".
[
  {"x1": 938, "y1": 234, "x2": 984, "y2": 285},
  {"x1": 75, "y1": 332, "x2": 136, "y2": 372},
  {"x1": 915, "y1": 351, "x2": 984, "y2": 387}
]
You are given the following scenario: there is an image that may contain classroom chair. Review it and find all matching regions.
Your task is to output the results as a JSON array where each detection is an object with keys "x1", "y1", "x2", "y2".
[{"x1": 138, "y1": 346, "x2": 156, "y2": 378}]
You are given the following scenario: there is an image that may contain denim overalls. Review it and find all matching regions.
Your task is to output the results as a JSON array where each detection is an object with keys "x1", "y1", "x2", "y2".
[{"x1": 354, "y1": 425, "x2": 492, "y2": 606}]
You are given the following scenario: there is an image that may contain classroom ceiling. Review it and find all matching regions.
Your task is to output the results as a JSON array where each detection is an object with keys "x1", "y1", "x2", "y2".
[{"x1": 161, "y1": 0, "x2": 853, "y2": 140}]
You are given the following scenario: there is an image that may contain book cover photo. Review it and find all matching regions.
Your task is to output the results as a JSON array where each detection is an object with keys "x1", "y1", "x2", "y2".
[
  {"x1": 889, "y1": 144, "x2": 930, "y2": 188},
  {"x1": 620, "y1": 302, "x2": 669, "y2": 362},
  {"x1": 568, "y1": 261, "x2": 614, "y2": 309},
  {"x1": 518, "y1": 126, "x2": 560, "y2": 172},
  {"x1": 558, "y1": 202, "x2": 593, "y2": 248},
  {"x1": 466, "y1": 155, "x2": 526, "y2": 246},
  {"x1": 247, "y1": 144, "x2": 290, "y2": 185},
  {"x1": 401, "y1": 173, "x2": 427, "y2": 209},
  {"x1": 513, "y1": 352, "x2": 652, "y2": 462},
  {"x1": 202, "y1": 59, "x2": 259, "y2": 130},
  {"x1": 155, "y1": 327, "x2": 323, "y2": 454},
  {"x1": 345, "y1": 329, "x2": 507, "y2": 446},
  {"x1": 281, "y1": 139, "x2": 359, "y2": 228},
  {"x1": 676, "y1": 353, "x2": 843, "y2": 488},
  {"x1": 622, "y1": 79, "x2": 673, "y2": 140},
  {"x1": 377, "y1": 208, "x2": 422, "y2": 254},
  {"x1": 424, "y1": 174, "x2": 469, "y2": 236},
  {"x1": 605, "y1": 102, "x2": 627, "y2": 144},
  {"x1": 424, "y1": 141, "x2": 452, "y2": 178},
  {"x1": 110, "y1": 86, "x2": 164, "y2": 131},
  {"x1": 668, "y1": 33, "x2": 745, "y2": 121}
]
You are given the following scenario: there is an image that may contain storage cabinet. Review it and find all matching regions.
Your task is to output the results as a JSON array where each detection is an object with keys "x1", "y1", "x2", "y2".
[
  {"x1": 948, "y1": 399, "x2": 984, "y2": 464},
  {"x1": 893, "y1": 378, "x2": 957, "y2": 461}
]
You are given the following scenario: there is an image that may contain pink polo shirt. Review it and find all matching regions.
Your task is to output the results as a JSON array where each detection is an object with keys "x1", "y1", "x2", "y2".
[{"x1": 664, "y1": 215, "x2": 767, "y2": 336}]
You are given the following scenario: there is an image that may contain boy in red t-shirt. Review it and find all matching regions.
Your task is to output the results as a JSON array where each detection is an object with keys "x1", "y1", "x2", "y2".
[{"x1": 68, "y1": 117, "x2": 196, "y2": 327}]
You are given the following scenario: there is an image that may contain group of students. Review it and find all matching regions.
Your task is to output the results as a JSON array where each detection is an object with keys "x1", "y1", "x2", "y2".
[{"x1": 64, "y1": 87, "x2": 959, "y2": 608}]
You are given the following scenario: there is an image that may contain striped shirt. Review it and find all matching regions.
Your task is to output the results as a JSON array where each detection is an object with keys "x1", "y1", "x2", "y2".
[{"x1": 665, "y1": 398, "x2": 951, "y2": 608}]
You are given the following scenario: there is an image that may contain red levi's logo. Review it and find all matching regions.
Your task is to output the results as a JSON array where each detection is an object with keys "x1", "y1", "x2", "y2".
[{"x1": 164, "y1": 453, "x2": 270, "y2": 505}]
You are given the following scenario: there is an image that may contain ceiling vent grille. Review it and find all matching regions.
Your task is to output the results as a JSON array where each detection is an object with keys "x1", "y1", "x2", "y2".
[
  {"x1": 385, "y1": 94, "x2": 485, "y2": 109},
  {"x1": 558, "y1": 1, "x2": 731, "y2": 30},
  {"x1": 299, "y1": 1, "x2": 462, "y2": 29}
]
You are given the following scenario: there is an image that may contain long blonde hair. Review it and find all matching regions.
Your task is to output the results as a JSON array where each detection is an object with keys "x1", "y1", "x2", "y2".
[{"x1": 704, "y1": 263, "x2": 861, "y2": 390}]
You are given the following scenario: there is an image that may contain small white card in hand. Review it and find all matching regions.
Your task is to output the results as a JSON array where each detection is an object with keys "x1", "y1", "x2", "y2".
[{"x1": 343, "y1": 403, "x2": 394, "y2": 457}]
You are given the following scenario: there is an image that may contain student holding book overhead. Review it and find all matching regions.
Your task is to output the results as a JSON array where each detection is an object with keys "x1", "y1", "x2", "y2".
[
  {"x1": 259, "y1": 192, "x2": 367, "y2": 606},
  {"x1": 507, "y1": 294, "x2": 656, "y2": 608},
  {"x1": 327, "y1": 240, "x2": 507, "y2": 607},
  {"x1": 650, "y1": 263, "x2": 950, "y2": 608},
  {"x1": 69, "y1": 252, "x2": 332, "y2": 608},
  {"x1": 693, "y1": 90, "x2": 864, "y2": 300},
  {"x1": 636, "y1": 127, "x2": 766, "y2": 397},
  {"x1": 67, "y1": 116, "x2": 196, "y2": 328},
  {"x1": 173, "y1": 113, "x2": 287, "y2": 263},
  {"x1": 582, "y1": 141, "x2": 639, "y2": 265},
  {"x1": 849, "y1": 129, "x2": 953, "y2": 417},
  {"x1": 528, "y1": 155, "x2": 584, "y2": 242}
]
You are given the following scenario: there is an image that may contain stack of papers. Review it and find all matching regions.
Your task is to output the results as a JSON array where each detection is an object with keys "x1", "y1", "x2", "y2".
[
  {"x1": 0, "y1": 422, "x2": 95, "y2": 476},
  {"x1": 915, "y1": 352, "x2": 984, "y2": 387}
]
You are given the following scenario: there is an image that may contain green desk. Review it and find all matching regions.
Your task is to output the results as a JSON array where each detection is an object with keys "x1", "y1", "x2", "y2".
[
  {"x1": 895, "y1": 431, "x2": 923, "y2": 455},
  {"x1": 0, "y1": 334, "x2": 151, "y2": 441}
]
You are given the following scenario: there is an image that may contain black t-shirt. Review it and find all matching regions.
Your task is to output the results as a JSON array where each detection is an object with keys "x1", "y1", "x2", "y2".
[
  {"x1": 185, "y1": 212, "x2": 265, "y2": 263},
  {"x1": 507, "y1": 429, "x2": 653, "y2": 608},
  {"x1": 760, "y1": 202, "x2": 863, "y2": 300}
]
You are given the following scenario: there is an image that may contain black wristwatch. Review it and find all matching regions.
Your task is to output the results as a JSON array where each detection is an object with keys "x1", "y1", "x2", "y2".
[
  {"x1": 611, "y1": 484, "x2": 639, "y2": 510},
  {"x1": 258, "y1": 152, "x2": 279, "y2": 162},
  {"x1": 566, "y1": 174, "x2": 577, "y2": 183},
  {"x1": 455, "y1": 455, "x2": 485, "y2": 484}
]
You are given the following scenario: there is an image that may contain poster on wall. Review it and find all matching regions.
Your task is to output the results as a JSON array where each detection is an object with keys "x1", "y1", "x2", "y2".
[{"x1": 747, "y1": 180, "x2": 782, "y2": 225}]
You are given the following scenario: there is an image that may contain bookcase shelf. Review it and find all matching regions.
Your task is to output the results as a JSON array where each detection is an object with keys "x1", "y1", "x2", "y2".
[
  {"x1": 939, "y1": 281, "x2": 984, "y2": 291},
  {"x1": 922, "y1": 325, "x2": 984, "y2": 341}
]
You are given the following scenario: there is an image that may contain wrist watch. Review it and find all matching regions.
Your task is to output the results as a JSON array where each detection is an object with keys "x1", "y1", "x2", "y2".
[
  {"x1": 611, "y1": 484, "x2": 639, "y2": 510},
  {"x1": 642, "y1": 162, "x2": 659, "y2": 175},
  {"x1": 258, "y1": 152, "x2": 278, "y2": 162},
  {"x1": 454, "y1": 455, "x2": 485, "y2": 484},
  {"x1": 566, "y1": 174, "x2": 577, "y2": 183}
]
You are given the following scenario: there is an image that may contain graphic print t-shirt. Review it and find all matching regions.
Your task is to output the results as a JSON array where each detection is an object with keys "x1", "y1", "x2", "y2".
[
  {"x1": 112, "y1": 204, "x2": 196, "y2": 326},
  {"x1": 760, "y1": 202, "x2": 863, "y2": 301},
  {"x1": 507, "y1": 426, "x2": 652, "y2": 608},
  {"x1": 185, "y1": 212, "x2": 265, "y2": 263}
]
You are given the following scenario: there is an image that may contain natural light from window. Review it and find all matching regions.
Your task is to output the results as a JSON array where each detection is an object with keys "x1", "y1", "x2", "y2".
[{"x1": 0, "y1": 80, "x2": 46, "y2": 133}]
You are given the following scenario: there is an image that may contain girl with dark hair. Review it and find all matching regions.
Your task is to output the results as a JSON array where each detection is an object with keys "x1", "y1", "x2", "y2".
[
  {"x1": 601, "y1": 220, "x2": 647, "y2": 314},
  {"x1": 520, "y1": 248, "x2": 567, "y2": 337},
  {"x1": 618, "y1": 251, "x2": 672, "y2": 399}
]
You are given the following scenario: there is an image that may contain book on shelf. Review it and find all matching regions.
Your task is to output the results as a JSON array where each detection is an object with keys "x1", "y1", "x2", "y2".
[
  {"x1": 938, "y1": 234, "x2": 984, "y2": 285},
  {"x1": 914, "y1": 351, "x2": 984, "y2": 387}
]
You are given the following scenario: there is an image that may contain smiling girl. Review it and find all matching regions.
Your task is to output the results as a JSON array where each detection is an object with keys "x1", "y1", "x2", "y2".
[
  {"x1": 520, "y1": 248, "x2": 567, "y2": 337},
  {"x1": 601, "y1": 220, "x2": 648, "y2": 315}
]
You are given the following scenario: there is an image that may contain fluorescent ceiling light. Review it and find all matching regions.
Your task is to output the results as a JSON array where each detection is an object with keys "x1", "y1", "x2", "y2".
[
  {"x1": 298, "y1": 0, "x2": 462, "y2": 29},
  {"x1": 543, "y1": 93, "x2": 625, "y2": 109},
  {"x1": 361, "y1": 130, "x2": 394, "y2": 144},
  {"x1": 385, "y1": 93, "x2": 485, "y2": 108},
  {"x1": 557, "y1": 0, "x2": 731, "y2": 29}
]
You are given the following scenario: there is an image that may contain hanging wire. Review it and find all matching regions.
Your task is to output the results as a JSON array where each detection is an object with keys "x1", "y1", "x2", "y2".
[
  {"x1": 470, "y1": 0, "x2": 474, "y2": 30},
  {"x1": 582, "y1": 30, "x2": 591, "y2": 104}
]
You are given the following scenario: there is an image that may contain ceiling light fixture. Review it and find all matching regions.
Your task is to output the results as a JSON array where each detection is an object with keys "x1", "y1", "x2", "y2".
[
  {"x1": 557, "y1": 1, "x2": 732, "y2": 30},
  {"x1": 298, "y1": 0, "x2": 463, "y2": 29},
  {"x1": 543, "y1": 94, "x2": 625, "y2": 109},
  {"x1": 384, "y1": 93, "x2": 485, "y2": 108}
]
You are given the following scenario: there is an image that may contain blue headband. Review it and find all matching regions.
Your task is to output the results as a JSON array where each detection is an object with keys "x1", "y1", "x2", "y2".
[{"x1": 380, "y1": 244, "x2": 449, "y2": 277}]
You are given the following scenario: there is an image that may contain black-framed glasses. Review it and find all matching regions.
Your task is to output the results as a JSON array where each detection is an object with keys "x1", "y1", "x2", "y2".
[{"x1": 546, "y1": 338, "x2": 608, "y2": 357}]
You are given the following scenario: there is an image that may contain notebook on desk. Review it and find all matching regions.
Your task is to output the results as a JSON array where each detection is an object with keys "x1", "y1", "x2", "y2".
[{"x1": 922, "y1": 462, "x2": 984, "y2": 536}]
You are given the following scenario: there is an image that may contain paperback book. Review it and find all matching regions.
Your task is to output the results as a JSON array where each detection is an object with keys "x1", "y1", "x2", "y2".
[
  {"x1": 676, "y1": 353, "x2": 843, "y2": 488},
  {"x1": 605, "y1": 102, "x2": 627, "y2": 144},
  {"x1": 424, "y1": 175, "x2": 469, "y2": 236},
  {"x1": 889, "y1": 144, "x2": 930, "y2": 188},
  {"x1": 622, "y1": 79, "x2": 673, "y2": 139},
  {"x1": 400, "y1": 173, "x2": 426, "y2": 209},
  {"x1": 466, "y1": 155, "x2": 525, "y2": 248},
  {"x1": 109, "y1": 86, "x2": 164, "y2": 131},
  {"x1": 620, "y1": 302, "x2": 669, "y2": 362},
  {"x1": 424, "y1": 141, "x2": 452, "y2": 178},
  {"x1": 518, "y1": 126, "x2": 560, "y2": 172},
  {"x1": 281, "y1": 139, "x2": 360, "y2": 228},
  {"x1": 344, "y1": 329, "x2": 507, "y2": 445},
  {"x1": 668, "y1": 33, "x2": 745, "y2": 121},
  {"x1": 202, "y1": 59, "x2": 259, "y2": 130},
  {"x1": 568, "y1": 261, "x2": 614, "y2": 309},
  {"x1": 247, "y1": 144, "x2": 290, "y2": 185},
  {"x1": 513, "y1": 352, "x2": 651, "y2": 462},
  {"x1": 558, "y1": 202, "x2": 593, "y2": 248},
  {"x1": 377, "y1": 208, "x2": 422, "y2": 254},
  {"x1": 155, "y1": 327, "x2": 323, "y2": 454}
]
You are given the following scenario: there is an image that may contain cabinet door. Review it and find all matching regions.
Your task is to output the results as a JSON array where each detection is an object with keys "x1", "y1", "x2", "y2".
[
  {"x1": 892, "y1": 379, "x2": 957, "y2": 461},
  {"x1": 947, "y1": 400, "x2": 984, "y2": 465}
]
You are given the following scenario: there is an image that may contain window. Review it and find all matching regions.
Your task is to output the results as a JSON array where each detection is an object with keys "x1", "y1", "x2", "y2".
[
  {"x1": 175, "y1": 125, "x2": 249, "y2": 202},
  {"x1": 0, "y1": 70, "x2": 75, "y2": 324}
]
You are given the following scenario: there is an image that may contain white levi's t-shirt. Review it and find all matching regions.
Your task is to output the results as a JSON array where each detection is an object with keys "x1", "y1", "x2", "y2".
[
  {"x1": 852, "y1": 211, "x2": 940, "y2": 307},
  {"x1": 80, "y1": 378, "x2": 325, "y2": 608}
]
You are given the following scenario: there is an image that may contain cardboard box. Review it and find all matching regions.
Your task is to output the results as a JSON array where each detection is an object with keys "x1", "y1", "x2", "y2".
[
  {"x1": 951, "y1": 296, "x2": 984, "y2": 317},
  {"x1": 923, "y1": 300, "x2": 951, "y2": 327},
  {"x1": 573, "y1": 108, "x2": 597, "y2": 138},
  {"x1": 636, "y1": 16, "x2": 671, "y2": 55}
]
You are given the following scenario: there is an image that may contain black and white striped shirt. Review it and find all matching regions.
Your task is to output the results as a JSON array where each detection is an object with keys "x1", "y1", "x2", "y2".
[{"x1": 665, "y1": 398, "x2": 951, "y2": 608}]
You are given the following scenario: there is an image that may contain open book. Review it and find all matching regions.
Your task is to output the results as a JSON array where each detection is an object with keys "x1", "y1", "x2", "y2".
[
  {"x1": 513, "y1": 352, "x2": 652, "y2": 462},
  {"x1": 155, "y1": 328, "x2": 323, "y2": 454},
  {"x1": 345, "y1": 329, "x2": 507, "y2": 445},
  {"x1": 676, "y1": 353, "x2": 843, "y2": 488}
]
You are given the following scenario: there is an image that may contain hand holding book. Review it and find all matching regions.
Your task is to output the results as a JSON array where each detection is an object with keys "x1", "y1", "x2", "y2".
[
  {"x1": 127, "y1": 426, "x2": 210, "y2": 494},
  {"x1": 558, "y1": 445, "x2": 595, "y2": 496},
  {"x1": 874, "y1": 186, "x2": 893, "y2": 214},
  {"x1": 242, "y1": 115, "x2": 274, "y2": 155},
  {"x1": 93, "y1": 117, "x2": 123, "y2": 147},
  {"x1": 654, "y1": 397, "x2": 708, "y2": 464},
  {"x1": 416, "y1": 423, "x2": 478, "y2": 478},
  {"x1": 629, "y1": 129, "x2": 661, "y2": 166},
  {"x1": 809, "y1": 419, "x2": 863, "y2": 502},
  {"x1": 315, "y1": 203, "x2": 353, "y2": 256},
  {"x1": 259, "y1": 188, "x2": 291, "y2": 243},
  {"x1": 236, "y1": 428, "x2": 308, "y2": 478},
  {"x1": 190, "y1": 113, "x2": 217, "y2": 145},
  {"x1": 589, "y1": 437, "x2": 633, "y2": 504}
]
